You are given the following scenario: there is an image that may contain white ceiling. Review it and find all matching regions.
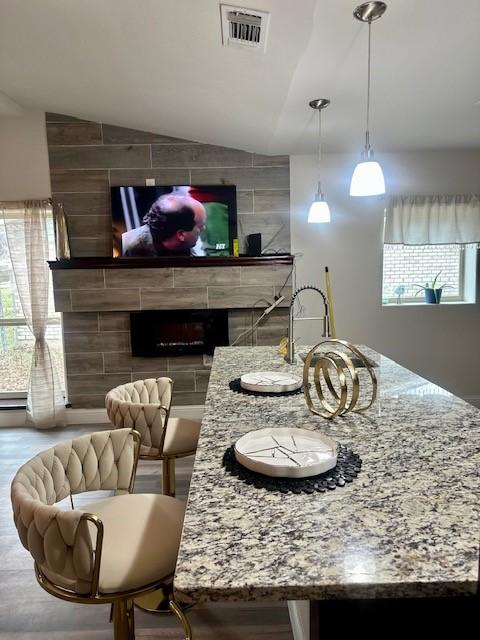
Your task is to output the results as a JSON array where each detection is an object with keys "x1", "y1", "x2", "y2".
[{"x1": 0, "y1": 0, "x2": 479, "y2": 154}]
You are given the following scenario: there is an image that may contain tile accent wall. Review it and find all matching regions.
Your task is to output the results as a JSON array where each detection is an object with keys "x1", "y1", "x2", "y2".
[
  {"x1": 62, "y1": 305, "x2": 289, "y2": 408},
  {"x1": 53, "y1": 263, "x2": 291, "y2": 407},
  {"x1": 52, "y1": 266, "x2": 291, "y2": 313},
  {"x1": 46, "y1": 113, "x2": 290, "y2": 257},
  {"x1": 46, "y1": 113, "x2": 292, "y2": 408}
]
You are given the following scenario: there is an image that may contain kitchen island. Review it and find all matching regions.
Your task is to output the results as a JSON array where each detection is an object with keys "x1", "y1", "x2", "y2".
[{"x1": 174, "y1": 346, "x2": 479, "y2": 635}]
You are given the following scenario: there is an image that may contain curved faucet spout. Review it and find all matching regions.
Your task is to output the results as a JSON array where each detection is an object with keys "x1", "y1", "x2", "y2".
[{"x1": 286, "y1": 285, "x2": 330, "y2": 364}]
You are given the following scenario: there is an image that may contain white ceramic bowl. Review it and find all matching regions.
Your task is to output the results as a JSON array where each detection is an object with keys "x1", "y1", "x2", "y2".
[
  {"x1": 240, "y1": 371, "x2": 303, "y2": 394},
  {"x1": 234, "y1": 427, "x2": 337, "y2": 478}
]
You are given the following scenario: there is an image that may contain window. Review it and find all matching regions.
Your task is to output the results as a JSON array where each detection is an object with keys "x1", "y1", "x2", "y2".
[
  {"x1": 382, "y1": 243, "x2": 477, "y2": 305},
  {"x1": 0, "y1": 216, "x2": 64, "y2": 397}
]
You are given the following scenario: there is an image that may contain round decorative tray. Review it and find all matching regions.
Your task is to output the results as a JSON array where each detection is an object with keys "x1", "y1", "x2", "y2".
[
  {"x1": 234, "y1": 427, "x2": 337, "y2": 478},
  {"x1": 240, "y1": 371, "x2": 302, "y2": 394},
  {"x1": 229, "y1": 378, "x2": 305, "y2": 397},
  {"x1": 223, "y1": 444, "x2": 361, "y2": 494}
]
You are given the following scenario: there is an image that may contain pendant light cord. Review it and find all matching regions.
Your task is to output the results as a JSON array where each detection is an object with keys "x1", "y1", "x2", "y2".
[
  {"x1": 317, "y1": 107, "x2": 323, "y2": 194},
  {"x1": 365, "y1": 20, "x2": 372, "y2": 151},
  {"x1": 350, "y1": 1, "x2": 387, "y2": 196}
]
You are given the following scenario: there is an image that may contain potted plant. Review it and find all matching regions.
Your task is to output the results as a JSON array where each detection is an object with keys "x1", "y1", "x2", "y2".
[
  {"x1": 414, "y1": 272, "x2": 451, "y2": 304},
  {"x1": 393, "y1": 284, "x2": 406, "y2": 304}
]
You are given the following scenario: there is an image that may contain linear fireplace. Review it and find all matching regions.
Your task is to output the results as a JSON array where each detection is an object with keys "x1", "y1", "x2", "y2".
[{"x1": 130, "y1": 310, "x2": 229, "y2": 357}]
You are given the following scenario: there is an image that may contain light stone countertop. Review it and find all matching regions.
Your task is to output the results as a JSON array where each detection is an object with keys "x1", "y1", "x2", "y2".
[{"x1": 174, "y1": 345, "x2": 480, "y2": 603}]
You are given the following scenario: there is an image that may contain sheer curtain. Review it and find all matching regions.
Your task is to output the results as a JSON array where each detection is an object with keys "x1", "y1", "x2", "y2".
[
  {"x1": 2, "y1": 200, "x2": 65, "y2": 428},
  {"x1": 384, "y1": 195, "x2": 480, "y2": 245}
]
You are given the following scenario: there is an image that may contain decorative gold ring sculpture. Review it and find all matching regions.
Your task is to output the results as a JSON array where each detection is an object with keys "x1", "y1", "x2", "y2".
[
  {"x1": 312, "y1": 354, "x2": 348, "y2": 419},
  {"x1": 303, "y1": 339, "x2": 377, "y2": 419}
]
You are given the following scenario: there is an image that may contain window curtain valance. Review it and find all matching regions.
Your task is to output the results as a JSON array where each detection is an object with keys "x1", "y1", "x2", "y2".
[{"x1": 384, "y1": 195, "x2": 480, "y2": 245}]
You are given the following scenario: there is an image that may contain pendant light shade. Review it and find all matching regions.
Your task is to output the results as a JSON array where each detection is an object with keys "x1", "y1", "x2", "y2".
[
  {"x1": 350, "y1": 2, "x2": 387, "y2": 197},
  {"x1": 308, "y1": 98, "x2": 331, "y2": 223},
  {"x1": 308, "y1": 195, "x2": 331, "y2": 223},
  {"x1": 349, "y1": 160, "x2": 385, "y2": 196}
]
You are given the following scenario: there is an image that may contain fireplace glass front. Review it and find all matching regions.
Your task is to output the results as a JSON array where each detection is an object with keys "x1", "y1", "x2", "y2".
[{"x1": 130, "y1": 310, "x2": 229, "y2": 357}]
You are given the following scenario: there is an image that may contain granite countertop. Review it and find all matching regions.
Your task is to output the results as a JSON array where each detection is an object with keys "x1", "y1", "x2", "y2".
[{"x1": 174, "y1": 345, "x2": 480, "y2": 603}]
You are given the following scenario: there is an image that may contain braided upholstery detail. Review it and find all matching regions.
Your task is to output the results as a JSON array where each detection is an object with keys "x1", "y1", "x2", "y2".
[
  {"x1": 106, "y1": 378, "x2": 172, "y2": 454},
  {"x1": 11, "y1": 429, "x2": 136, "y2": 595}
]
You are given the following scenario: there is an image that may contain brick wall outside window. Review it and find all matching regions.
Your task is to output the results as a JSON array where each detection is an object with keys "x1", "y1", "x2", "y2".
[{"x1": 382, "y1": 244, "x2": 462, "y2": 301}]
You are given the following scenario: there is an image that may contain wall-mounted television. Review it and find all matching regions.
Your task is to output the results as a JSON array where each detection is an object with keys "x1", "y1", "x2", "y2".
[{"x1": 111, "y1": 185, "x2": 237, "y2": 257}]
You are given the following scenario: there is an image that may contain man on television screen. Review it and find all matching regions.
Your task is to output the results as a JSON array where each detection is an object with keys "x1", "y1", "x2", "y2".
[{"x1": 122, "y1": 193, "x2": 207, "y2": 256}]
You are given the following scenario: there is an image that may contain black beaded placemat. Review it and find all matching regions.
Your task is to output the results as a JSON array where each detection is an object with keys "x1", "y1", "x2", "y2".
[
  {"x1": 229, "y1": 377, "x2": 305, "y2": 397},
  {"x1": 222, "y1": 444, "x2": 362, "y2": 494}
]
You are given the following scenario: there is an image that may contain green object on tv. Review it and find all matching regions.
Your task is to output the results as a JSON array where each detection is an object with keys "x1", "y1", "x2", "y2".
[{"x1": 201, "y1": 202, "x2": 230, "y2": 256}]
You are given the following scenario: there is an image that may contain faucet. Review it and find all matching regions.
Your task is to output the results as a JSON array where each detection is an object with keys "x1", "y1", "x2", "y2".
[{"x1": 286, "y1": 285, "x2": 330, "y2": 364}]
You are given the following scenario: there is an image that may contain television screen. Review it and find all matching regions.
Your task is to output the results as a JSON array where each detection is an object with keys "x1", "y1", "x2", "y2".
[{"x1": 111, "y1": 185, "x2": 237, "y2": 257}]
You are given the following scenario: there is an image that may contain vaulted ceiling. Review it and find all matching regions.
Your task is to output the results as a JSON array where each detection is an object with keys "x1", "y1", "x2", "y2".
[{"x1": 0, "y1": 0, "x2": 479, "y2": 154}]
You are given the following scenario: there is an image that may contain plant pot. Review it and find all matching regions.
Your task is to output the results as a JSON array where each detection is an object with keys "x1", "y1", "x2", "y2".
[{"x1": 424, "y1": 288, "x2": 442, "y2": 304}]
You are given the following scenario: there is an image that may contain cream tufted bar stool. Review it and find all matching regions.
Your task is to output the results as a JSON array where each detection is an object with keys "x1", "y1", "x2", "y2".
[
  {"x1": 105, "y1": 378, "x2": 201, "y2": 497},
  {"x1": 11, "y1": 428, "x2": 192, "y2": 640}
]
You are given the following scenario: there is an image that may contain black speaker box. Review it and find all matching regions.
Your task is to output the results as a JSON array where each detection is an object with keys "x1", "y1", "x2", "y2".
[{"x1": 246, "y1": 233, "x2": 262, "y2": 256}]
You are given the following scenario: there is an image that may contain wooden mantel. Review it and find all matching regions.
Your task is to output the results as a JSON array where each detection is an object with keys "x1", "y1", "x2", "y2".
[{"x1": 48, "y1": 255, "x2": 294, "y2": 270}]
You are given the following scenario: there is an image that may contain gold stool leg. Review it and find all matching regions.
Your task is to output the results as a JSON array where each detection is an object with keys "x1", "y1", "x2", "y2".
[
  {"x1": 127, "y1": 599, "x2": 135, "y2": 640},
  {"x1": 113, "y1": 599, "x2": 134, "y2": 640},
  {"x1": 162, "y1": 458, "x2": 176, "y2": 497},
  {"x1": 169, "y1": 599, "x2": 193, "y2": 640}
]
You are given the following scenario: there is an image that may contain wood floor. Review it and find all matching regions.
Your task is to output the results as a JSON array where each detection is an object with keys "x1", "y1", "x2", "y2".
[{"x1": 0, "y1": 425, "x2": 293, "y2": 640}]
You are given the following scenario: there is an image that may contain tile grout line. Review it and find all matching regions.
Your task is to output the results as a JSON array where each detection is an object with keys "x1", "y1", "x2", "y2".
[
  {"x1": 49, "y1": 142, "x2": 203, "y2": 148},
  {"x1": 52, "y1": 187, "x2": 287, "y2": 193},
  {"x1": 51, "y1": 163, "x2": 288, "y2": 171}
]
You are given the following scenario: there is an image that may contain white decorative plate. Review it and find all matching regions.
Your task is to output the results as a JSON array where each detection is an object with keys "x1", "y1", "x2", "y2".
[
  {"x1": 234, "y1": 427, "x2": 337, "y2": 478},
  {"x1": 240, "y1": 371, "x2": 302, "y2": 393}
]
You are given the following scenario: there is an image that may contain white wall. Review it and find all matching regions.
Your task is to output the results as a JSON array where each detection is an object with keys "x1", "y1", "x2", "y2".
[
  {"x1": 290, "y1": 150, "x2": 480, "y2": 402},
  {"x1": 0, "y1": 110, "x2": 51, "y2": 200}
]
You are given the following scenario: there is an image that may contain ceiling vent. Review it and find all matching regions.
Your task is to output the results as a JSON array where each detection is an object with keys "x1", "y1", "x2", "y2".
[{"x1": 220, "y1": 4, "x2": 270, "y2": 52}]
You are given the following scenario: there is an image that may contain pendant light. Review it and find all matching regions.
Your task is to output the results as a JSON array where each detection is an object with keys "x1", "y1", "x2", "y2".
[
  {"x1": 308, "y1": 98, "x2": 331, "y2": 223},
  {"x1": 350, "y1": 1, "x2": 387, "y2": 197}
]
